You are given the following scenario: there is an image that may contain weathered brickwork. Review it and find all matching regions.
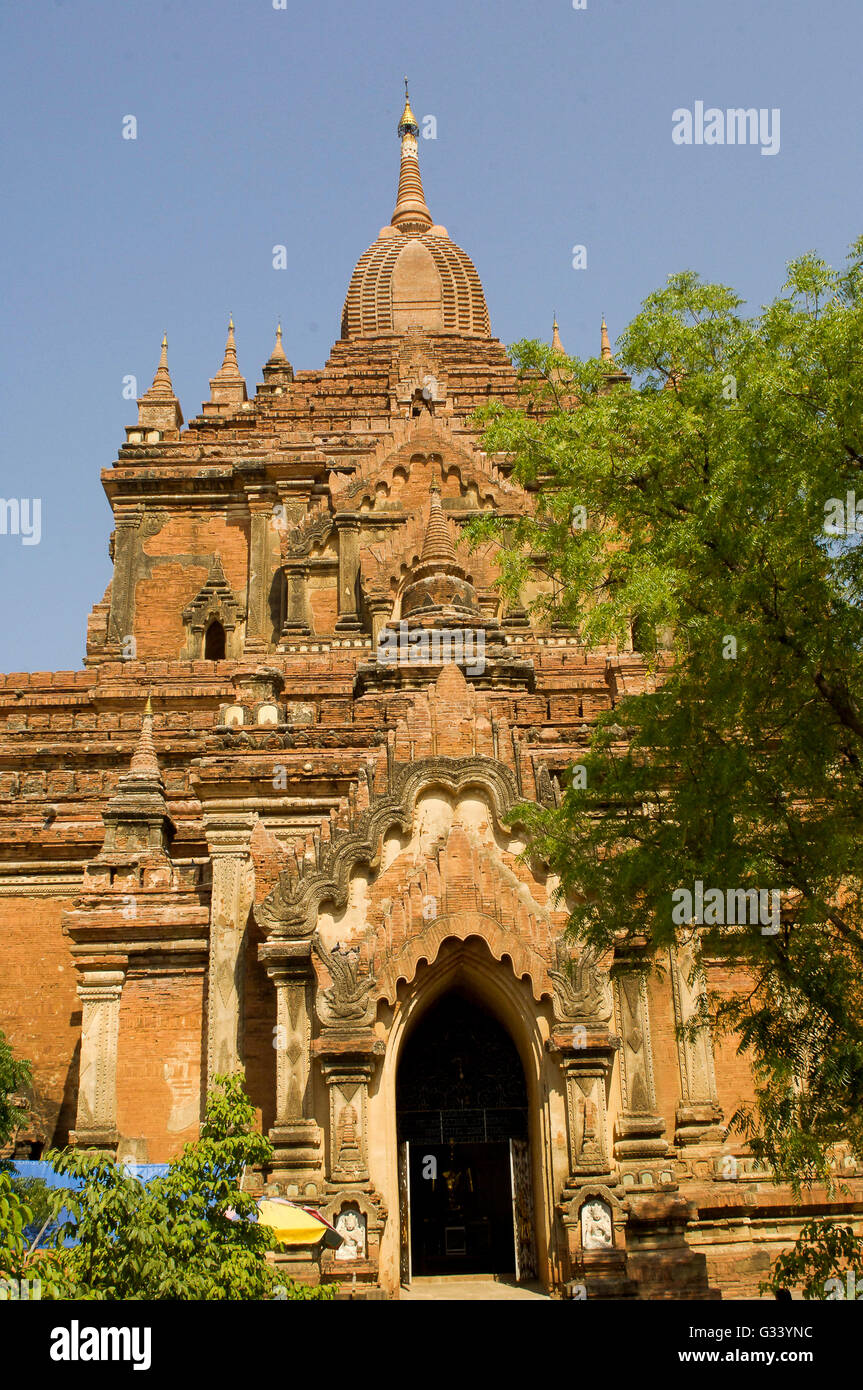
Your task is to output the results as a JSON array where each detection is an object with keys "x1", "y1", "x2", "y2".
[
  {"x1": 1, "y1": 93, "x2": 860, "y2": 1298},
  {"x1": 0, "y1": 897, "x2": 80, "y2": 1148},
  {"x1": 116, "y1": 973, "x2": 205, "y2": 1162}
]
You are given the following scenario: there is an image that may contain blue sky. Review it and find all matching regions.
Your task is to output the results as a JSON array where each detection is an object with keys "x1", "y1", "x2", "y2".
[{"x1": 1, "y1": 0, "x2": 860, "y2": 671}]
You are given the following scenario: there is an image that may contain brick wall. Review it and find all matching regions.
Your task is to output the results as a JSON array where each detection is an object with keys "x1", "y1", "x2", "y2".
[
  {"x1": 116, "y1": 972, "x2": 205, "y2": 1161},
  {"x1": 0, "y1": 895, "x2": 80, "y2": 1147}
]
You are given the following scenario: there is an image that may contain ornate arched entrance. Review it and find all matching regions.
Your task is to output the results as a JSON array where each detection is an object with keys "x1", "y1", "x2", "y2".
[
  {"x1": 396, "y1": 990, "x2": 533, "y2": 1278},
  {"x1": 255, "y1": 752, "x2": 569, "y2": 1294},
  {"x1": 386, "y1": 938, "x2": 546, "y2": 1287}
]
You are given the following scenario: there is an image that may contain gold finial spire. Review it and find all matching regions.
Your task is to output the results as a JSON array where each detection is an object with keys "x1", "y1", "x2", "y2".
[
  {"x1": 600, "y1": 318, "x2": 614, "y2": 363},
  {"x1": 392, "y1": 79, "x2": 432, "y2": 234},
  {"x1": 207, "y1": 318, "x2": 247, "y2": 410},
  {"x1": 552, "y1": 315, "x2": 565, "y2": 355},
  {"x1": 399, "y1": 76, "x2": 418, "y2": 136}
]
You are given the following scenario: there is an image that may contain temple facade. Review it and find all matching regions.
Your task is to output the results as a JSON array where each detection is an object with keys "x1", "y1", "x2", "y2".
[{"x1": 1, "y1": 90, "x2": 859, "y2": 1299}]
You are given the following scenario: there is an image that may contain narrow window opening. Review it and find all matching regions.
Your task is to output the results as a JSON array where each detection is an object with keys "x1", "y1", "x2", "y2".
[{"x1": 204, "y1": 620, "x2": 226, "y2": 660}]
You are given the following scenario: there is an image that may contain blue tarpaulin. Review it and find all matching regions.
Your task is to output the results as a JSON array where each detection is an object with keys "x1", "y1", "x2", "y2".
[
  {"x1": 11, "y1": 1159, "x2": 170, "y2": 1248},
  {"x1": 12, "y1": 1160, "x2": 169, "y2": 1186}
]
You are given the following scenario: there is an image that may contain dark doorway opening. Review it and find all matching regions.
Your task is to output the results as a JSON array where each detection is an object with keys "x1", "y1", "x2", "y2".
[{"x1": 397, "y1": 991, "x2": 530, "y2": 1277}]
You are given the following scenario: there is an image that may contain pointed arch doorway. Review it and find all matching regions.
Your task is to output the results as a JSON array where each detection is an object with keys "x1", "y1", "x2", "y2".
[{"x1": 396, "y1": 989, "x2": 537, "y2": 1283}]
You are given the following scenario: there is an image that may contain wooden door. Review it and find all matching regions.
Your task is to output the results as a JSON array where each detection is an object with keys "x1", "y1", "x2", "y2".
[
  {"x1": 398, "y1": 1140, "x2": 412, "y2": 1287},
  {"x1": 509, "y1": 1137, "x2": 537, "y2": 1281}
]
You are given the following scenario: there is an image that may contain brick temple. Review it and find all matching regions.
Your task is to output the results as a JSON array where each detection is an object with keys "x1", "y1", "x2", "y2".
[{"x1": 2, "y1": 88, "x2": 859, "y2": 1298}]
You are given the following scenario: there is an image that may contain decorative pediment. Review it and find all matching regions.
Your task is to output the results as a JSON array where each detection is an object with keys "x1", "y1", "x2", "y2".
[
  {"x1": 358, "y1": 504, "x2": 499, "y2": 611},
  {"x1": 328, "y1": 419, "x2": 527, "y2": 515},
  {"x1": 255, "y1": 752, "x2": 523, "y2": 940},
  {"x1": 374, "y1": 911, "x2": 553, "y2": 1006},
  {"x1": 182, "y1": 555, "x2": 244, "y2": 632}
]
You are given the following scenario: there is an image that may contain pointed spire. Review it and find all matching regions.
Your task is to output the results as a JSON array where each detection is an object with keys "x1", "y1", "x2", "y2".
[
  {"x1": 597, "y1": 318, "x2": 631, "y2": 392},
  {"x1": 420, "y1": 471, "x2": 458, "y2": 566},
  {"x1": 391, "y1": 78, "x2": 433, "y2": 235},
  {"x1": 208, "y1": 316, "x2": 247, "y2": 408},
  {"x1": 146, "y1": 335, "x2": 175, "y2": 397},
  {"x1": 552, "y1": 315, "x2": 565, "y2": 355},
  {"x1": 270, "y1": 322, "x2": 288, "y2": 363},
  {"x1": 136, "y1": 334, "x2": 183, "y2": 431},
  {"x1": 263, "y1": 320, "x2": 294, "y2": 386},
  {"x1": 95, "y1": 690, "x2": 174, "y2": 860},
  {"x1": 129, "y1": 694, "x2": 161, "y2": 778},
  {"x1": 215, "y1": 316, "x2": 241, "y2": 377},
  {"x1": 399, "y1": 76, "x2": 419, "y2": 137}
]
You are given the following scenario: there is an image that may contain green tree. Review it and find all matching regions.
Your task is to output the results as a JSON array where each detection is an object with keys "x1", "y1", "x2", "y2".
[
  {"x1": 0, "y1": 1028, "x2": 31, "y2": 1156},
  {"x1": 0, "y1": 1032, "x2": 35, "y2": 1289},
  {"x1": 764, "y1": 1218, "x2": 862, "y2": 1300},
  {"x1": 43, "y1": 1073, "x2": 335, "y2": 1300},
  {"x1": 469, "y1": 238, "x2": 863, "y2": 1290},
  {"x1": 0, "y1": 1169, "x2": 33, "y2": 1286}
]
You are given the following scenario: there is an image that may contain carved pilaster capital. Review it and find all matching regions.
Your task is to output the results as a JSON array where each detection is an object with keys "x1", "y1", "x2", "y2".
[
  {"x1": 549, "y1": 1025, "x2": 621, "y2": 1073},
  {"x1": 260, "y1": 937, "x2": 315, "y2": 984},
  {"x1": 246, "y1": 490, "x2": 276, "y2": 515},
  {"x1": 202, "y1": 810, "x2": 258, "y2": 856},
  {"x1": 74, "y1": 963, "x2": 128, "y2": 999},
  {"x1": 313, "y1": 1030, "x2": 385, "y2": 1072}
]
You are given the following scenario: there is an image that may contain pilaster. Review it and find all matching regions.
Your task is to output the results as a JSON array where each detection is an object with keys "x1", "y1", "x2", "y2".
[
  {"x1": 280, "y1": 563, "x2": 311, "y2": 637},
  {"x1": 244, "y1": 490, "x2": 275, "y2": 653},
  {"x1": 259, "y1": 938, "x2": 323, "y2": 1188},
  {"x1": 313, "y1": 1027, "x2": 387, "y2": 1285},
  {"x1": 203, "y1": 812, "x2": 257, "y2": 1083},
  {"x1": 70, "y1": 962, "x2": 127, "y2": 1155},
  {"x1": 670, "y1": 942, "x2": 725, "y2": 1148},
  {"x1": 334, "y1": 515, "x2": 363, "y2": 632},
  {"x1": 106, "y1": 508, "x2": 141, "y2": 653},
  {"x1": 612, "y1": 950, "x2": 671, "y2": 1184}
]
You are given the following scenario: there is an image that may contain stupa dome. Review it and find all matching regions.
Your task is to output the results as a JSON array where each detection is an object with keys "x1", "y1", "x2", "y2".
[{"x1": 340, "y1": 85, "x2": 490, "y2": 340}]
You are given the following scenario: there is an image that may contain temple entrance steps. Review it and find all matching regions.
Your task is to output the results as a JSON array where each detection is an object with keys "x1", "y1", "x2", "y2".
[{"x1": 400, "y1": 1275, "x2": 551, "y2": 1300}]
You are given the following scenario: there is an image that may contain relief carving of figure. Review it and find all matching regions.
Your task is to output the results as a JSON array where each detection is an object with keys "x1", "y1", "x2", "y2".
[
  {"x1": 313, "y1": 936, "x2": 377, "y2": 1027},
  {"x1": 334, "y1": 1207, "x2": 367, "y2": 1261},
  {"x1": 336, "y1": 1098, "x2": 362, "y2": 1170},
  {"x1": 578, "y1": 1090, "x2": 601, "y2": 1161},
  {"x1": 581, "y1": 1199, "x2": 613, "y2": 1251}
]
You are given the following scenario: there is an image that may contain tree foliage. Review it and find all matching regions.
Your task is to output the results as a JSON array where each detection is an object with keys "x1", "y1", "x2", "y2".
[
  {"x1": 0, "y1": 1168, "x2": 33, "y2": 1284},
  {"x1": 0, "y1": 1031, "x2": 38, "y2": 1289},
  {"x1": 468, "y1": 239, "x2": 863, "y2": 1283},
  {"x1": 39, "y1": 1073, "x2": 335, "y2": 1301},
  {"x1": 0, "y1": 1027, "x2": 31, "y2": 1154},
  {"x1": 764, "y1": 1219, "x2": 863, "y2": 1299}
]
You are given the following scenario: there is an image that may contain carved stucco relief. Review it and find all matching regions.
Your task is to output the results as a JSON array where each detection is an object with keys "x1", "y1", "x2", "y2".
[{"x1": 614, "y1": 971, "x2": 657, "y2": 1115}]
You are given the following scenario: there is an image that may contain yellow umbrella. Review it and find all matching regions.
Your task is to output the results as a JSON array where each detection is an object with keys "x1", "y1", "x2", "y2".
[{"x1": 257, "y1": 1199, "x2": 342, "y2": 1249}]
